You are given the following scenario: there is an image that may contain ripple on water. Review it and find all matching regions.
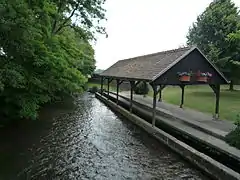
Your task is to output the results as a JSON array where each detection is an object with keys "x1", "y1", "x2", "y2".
[{"x1": 0, "y1": 93, "x2": 209, "y2": 180}]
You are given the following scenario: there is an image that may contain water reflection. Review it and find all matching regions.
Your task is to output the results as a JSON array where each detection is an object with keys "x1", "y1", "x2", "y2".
[{"x1": 0, "y1": 93, "x2": 208, "y2": 180}]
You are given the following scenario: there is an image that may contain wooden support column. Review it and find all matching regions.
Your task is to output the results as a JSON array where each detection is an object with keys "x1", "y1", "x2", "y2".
[
  {"x1": 180, "y1": 85, "x2": 185, "y2": 108},
  {"x1": 158, "y1": 88, "x2": 162, "y2": 102},
  {"x1": 107, "y1": 78, "x2": 113, "y2": 99},
  {"x1": 215, "y1": 86, "x2": 220, "y2": 119},
  {"x1": 107, "y1": 78, "x2": 110, "y2": 99},
  {"x1": 116, "y1": 79, "x2": 120, "y2": 105},
  {"x1": 210, "y1": 84, "x2": 220, "y2": 119},
  {"x1": 130, "y1": 81, "x2": 135, "y2": 113},
  {"x1": 158, "y1": 85, "x2": 166, "y2": 102},
  {"x1": 100, "y1": 77, "x2": 104, "y2": 95},
  {"x1": 151, "y1": 84, "x2": 157, "y2": 127},
  {"x1": 116, "y1": 80, "x2": 124, "y2": 105}
]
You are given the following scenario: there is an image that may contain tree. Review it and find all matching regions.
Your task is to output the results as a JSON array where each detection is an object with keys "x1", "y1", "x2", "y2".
[
  {"x1": 0, "y1": 0, "x2": 106, "y2": 120},
  {"x1": 187, "y1": 0, "x2": 240, "y2": 90},
  {"x1": 227, "y1": 30, "x2": 240, "y2": 89},
  {"x1": 134, "y1": 82, "x2": 149, "y2": 95}
]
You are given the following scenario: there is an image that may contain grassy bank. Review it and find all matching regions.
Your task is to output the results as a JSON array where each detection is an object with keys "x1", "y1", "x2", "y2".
[{"x1": 149, "y1": 85, "x2": 240, "y2": 121}]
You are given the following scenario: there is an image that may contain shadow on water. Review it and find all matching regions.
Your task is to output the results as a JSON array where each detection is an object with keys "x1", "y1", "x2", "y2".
[{"x1": 0, "y1": 93, "x2": 209, "y2": 180}]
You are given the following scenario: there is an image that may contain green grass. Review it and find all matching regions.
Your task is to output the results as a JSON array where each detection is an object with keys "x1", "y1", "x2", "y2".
[
  {"x1": 149, "y1": 85, "x2": 240, "y2": 121},
  {"x1": 88, "y1": 82, "x2": 240, "y2": 121}
]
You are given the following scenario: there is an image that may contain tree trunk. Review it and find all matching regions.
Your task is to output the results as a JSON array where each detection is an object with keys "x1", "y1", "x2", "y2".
[{"x1": 229, "y1": 80, "x2": 234, "y2": 91}]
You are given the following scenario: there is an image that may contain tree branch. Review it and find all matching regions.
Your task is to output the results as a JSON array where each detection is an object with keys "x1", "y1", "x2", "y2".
[
  {"x1": 54, "y1": 2, "x2": 80, "y2": 34},
  {"x1": 52, "y1": 1, "x2": 65, "y2": 34}
]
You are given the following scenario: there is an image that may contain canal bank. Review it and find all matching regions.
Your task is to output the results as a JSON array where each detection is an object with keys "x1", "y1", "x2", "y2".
[{"x1": 96, "y1": 92, "x2": 240, "y2": 180}]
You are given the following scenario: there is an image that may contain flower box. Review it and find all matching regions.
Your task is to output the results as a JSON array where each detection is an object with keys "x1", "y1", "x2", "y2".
[
  {"x1": 178, "y1": 72, "x2": 191, "y2": 82},
  {"x1": 179, "y1": 75, "x2": 191, "y2": 82},
  {"x1": 196, "y1": 72, "x2": 212, "y2": 83},
  {"x1": 197, "y1": 76, "x2": 208, "y2": 82}
]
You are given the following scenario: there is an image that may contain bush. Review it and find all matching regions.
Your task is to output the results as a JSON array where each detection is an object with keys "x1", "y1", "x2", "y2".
[
  {"x1": 225, "y1": 114, "x2": 240, "y2": 149},
  {"x1": 88, "y1": 86, "x2": 98, "y2": 93},
  {"x1": 134, "y1": 82, "x2": 149, "y2": 95}
]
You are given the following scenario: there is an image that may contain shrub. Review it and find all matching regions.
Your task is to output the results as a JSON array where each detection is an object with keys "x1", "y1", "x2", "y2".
[
  {"x1": 225, "y1": 114, "x2": 240, "y2": 149},
  {"x1": 134, "y1": 82, "x2": 149, "y2": 95},
  {"x1": 88, "y1": 86, "x2": 98, "y2": 93}
]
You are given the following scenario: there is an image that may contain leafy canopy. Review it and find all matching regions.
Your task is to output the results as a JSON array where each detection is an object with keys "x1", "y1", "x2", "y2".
[
  {"x1": 187, "y1": 0, "x2": 240, "y2": 86},
  {"x1": 0, "y1": 0, "x2": 106, "y2": 120}
]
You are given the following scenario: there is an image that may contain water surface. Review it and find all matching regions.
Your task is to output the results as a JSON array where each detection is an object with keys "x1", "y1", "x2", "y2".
[{"x1": 0, "y1": 93, "x2": 209, "y2": 180}]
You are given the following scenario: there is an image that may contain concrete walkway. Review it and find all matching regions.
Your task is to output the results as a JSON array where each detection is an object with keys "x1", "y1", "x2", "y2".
[
  {"x1": 119, "y1": 91, "x2": 235, "y2": 138},
  {"x1": 102, "y1": 92, "x2": 240, "y2": 165}
]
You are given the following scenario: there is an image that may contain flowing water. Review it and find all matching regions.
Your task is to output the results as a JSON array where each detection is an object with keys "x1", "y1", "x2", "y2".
[{"x1": 0, "y1": 93, "x2": 209, "y2": 180}]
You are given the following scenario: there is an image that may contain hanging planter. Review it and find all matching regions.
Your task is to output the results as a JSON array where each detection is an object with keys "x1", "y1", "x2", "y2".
[
  {"x1": 178, "y1": 72, "x2": 191, "y2": 82},
  {"x1": 197, "y1": 72, "x2": 212, "y2": 83}
]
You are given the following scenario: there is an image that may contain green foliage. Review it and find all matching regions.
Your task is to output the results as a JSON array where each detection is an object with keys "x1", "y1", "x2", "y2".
[
  {"x1": 134, "y1": 82, "x2": 149, "y2": 95},
  {"x1": 225, "y1": 114, "x2": 240, "y2": 149},
  {"x1": 177, "y1": 72, "x2": 191, "y2": 76},
  {"x1": 187, "y1": 0, "x2": 240, "y2": 89},
  {"x1": 0, "y1": 0, "x2": 106, "y2": 120}
]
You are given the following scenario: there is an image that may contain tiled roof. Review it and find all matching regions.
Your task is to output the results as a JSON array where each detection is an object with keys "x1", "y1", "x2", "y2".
[{"x1": 101, "y1": 46, "x2": 192, "y2": 81}]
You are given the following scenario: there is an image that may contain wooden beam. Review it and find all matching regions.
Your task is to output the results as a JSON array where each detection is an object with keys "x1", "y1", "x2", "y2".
[
  {"x1": 134, "y1": 81, "x2": 141, "y2": 88},
  {"x1": 118, "y1": 80, "x2": 124, "y2": 85},
  {"x1": 108, "y1": 78, "x2": 114, "y2": 83},
  {"x1": 100, "y1": 76, "x2": 150, "y2": 82}
]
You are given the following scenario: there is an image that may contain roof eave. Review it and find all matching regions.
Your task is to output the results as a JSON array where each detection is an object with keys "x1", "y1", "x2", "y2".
[{"x1": 99, "y1": 74, "x2": 152, "y2": 82}]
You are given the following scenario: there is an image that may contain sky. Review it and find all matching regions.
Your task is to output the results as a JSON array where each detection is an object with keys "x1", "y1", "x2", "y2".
[{"x1": 94, "y1": 0, "x2": 240, "y2": 70}]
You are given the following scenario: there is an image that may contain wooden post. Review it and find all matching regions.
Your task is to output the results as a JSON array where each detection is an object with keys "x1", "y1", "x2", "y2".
[
  {"x1": 180, "y1": 85, "x2": 185, "y2": 108},
  {"x1": 130, "y1": 81, "x2": 135, "y2": 113},
  {"x1": 107, "y1": 78, "x2": 110, "y2": 99},
  {"x1": 152, "y1": 84, "x2": 157, "y2": 127},
  {"x1": 116, "y1": 79, "x2": 120, "y2": 105},
  {"x1": 209, "y1": 84, "x2": 221, "y2": 120},
  {"x1": 215, "y1": 85, "x2": 220, "y2": 119},
  {"x1": 157, "y1": 85, "x2": 166, "y2": 102},
  {"x1": 158, "y1": 86, "x2": 162, "y2": 102},
  {"x1": 100, "y1": 77, "x2": 104, "y2": 95}
]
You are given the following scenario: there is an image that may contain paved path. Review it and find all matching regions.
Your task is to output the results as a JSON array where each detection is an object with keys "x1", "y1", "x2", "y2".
[
  {"x1": 119, "y1": 91, "x2": 235, "y2": 136},
  {"x1": 103, "y1": 92, "x2": 240, "y2": 166}
]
